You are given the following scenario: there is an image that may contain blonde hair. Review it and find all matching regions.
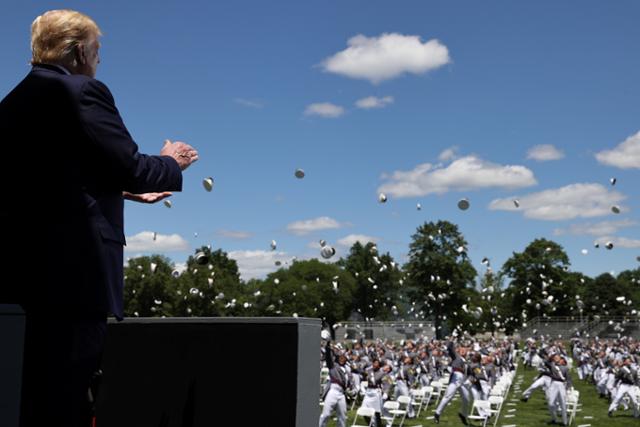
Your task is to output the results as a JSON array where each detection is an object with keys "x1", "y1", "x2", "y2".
[{"x1": 30, "y1": 10, "x2": 101, "y2": 65}]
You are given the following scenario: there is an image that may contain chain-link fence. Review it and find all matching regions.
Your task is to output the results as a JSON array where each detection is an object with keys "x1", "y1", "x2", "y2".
[
  {"x1": 518, "y1": 315, "x2": 640, "y2": 339},
  {"x1": 333, "y1": 321, "x2": 436, "y2": 342}
]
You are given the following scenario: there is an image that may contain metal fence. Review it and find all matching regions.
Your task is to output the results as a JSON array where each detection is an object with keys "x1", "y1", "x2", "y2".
[
  {"x1": 333, "y1": 321, "x2": 436, "y2": 342},
  {"x1": 518, "y1": 315, "x2": 640, "y2": 339}
]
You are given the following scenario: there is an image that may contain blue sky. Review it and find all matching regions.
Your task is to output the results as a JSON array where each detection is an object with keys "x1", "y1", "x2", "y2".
[{"x1": 2, "y1": 0, "x2": 638, "y2": 280}]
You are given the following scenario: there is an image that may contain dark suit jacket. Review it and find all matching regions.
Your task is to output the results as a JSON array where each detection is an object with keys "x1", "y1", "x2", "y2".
[{"x1": 0, "y1": 64, "x2": 182, "y2": 319}]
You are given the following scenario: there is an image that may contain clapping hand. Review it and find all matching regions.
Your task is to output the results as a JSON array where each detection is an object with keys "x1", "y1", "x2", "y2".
[{"x1": 160, "y1": 139, "x2": 199, "y2": 170}]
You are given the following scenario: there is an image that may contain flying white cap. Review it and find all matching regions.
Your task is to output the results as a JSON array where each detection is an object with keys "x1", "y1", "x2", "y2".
[
  {"x1": 202, "y1": 177, "x2": 214, "y2": 192},
  {"x1": 321, "y1": 245, "x2": 336, "y2": 259}
]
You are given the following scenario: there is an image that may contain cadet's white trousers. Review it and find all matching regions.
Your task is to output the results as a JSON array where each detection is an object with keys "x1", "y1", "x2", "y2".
[
  {"x1": 608, "y1": 383, "x2": 640, "y2": 417},
  {"x1": 596, "y1": 372, "x2": 612, "y2": 396},
  {"x1": 546, "y1": 380, "x2": 567, "y2": 425},
  {"x1": 319, "y1": 384, "x2": 347, "y2": 427},
  {"x1": 522, "y1": 375, "x2": 551, "y2": 399},
  {"x1": 435, "y1": 372, "x2": 470, "y2": 417},
  {"x1": 361, "y1": 388, "x2": 382, "y2": 413}
]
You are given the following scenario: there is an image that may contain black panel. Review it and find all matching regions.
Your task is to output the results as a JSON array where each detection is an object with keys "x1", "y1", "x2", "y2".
[
  {"x1": 96, "y1": 318, "x2": 317, "y2": 427},
  {"x1": 0, "y1": 305, "x2": 25, "y2": 427}
]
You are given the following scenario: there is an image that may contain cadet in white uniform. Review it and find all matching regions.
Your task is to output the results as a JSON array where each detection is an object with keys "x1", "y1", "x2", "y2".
[
  {"x1": 394, "y1": 356, "x2": 416, "y2": 418},
  {"x1": 434, "y1": 341, "x2": 471, "y2": 425},
  {"x1": 521, "y1": 351, "x2": 553, "y2": 402},
  {"x1": 546, "y1": 354, "x2": 571, "y2": 426},
  {"x1": 360, "y1": 359, "x2": 392, "y2": 427},
  {"x1": 319, "y1": 341, "x2": 353, "y2": 427},
  {"x1": 469, "y1": 353, "x2": 490, "y2": 417},
  {"x1": 608, "y1": 356, "x2": 639, "y2": 418}
]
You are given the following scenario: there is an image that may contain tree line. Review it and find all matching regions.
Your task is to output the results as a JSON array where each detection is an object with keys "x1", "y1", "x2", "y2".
[{"x1": 123, "y1": 220, "x2": 640, "y2": 336}]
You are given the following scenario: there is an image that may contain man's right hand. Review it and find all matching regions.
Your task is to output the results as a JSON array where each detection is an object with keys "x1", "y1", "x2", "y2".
[{"x1": 160, "y1": 139, "x2": 199, "y2": 171}]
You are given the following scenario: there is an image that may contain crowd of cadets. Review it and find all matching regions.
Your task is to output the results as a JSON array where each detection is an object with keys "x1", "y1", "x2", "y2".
[
  {"x1": 521, "y1": 335, "x2": 640, "y2": 422},
  {"x1": 319, "y1": 335, "x2": 517, "y2": 427}
]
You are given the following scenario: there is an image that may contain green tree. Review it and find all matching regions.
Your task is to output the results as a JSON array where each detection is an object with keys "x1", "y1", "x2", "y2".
[
  {"x1": 580, "y1": 271, "x2": 639, "y2": 318},
  {"x1": 123, "y1": 255, "x2": 178, "y2": 317},
  {"x1": 475, "y1": 269, "x2": 507, "y2": 335},
  {"x1": 255, "y1": 259, "x2": 356, "y2": 328},
  {"x1": 174, "y1": 246, "x2": 245, "y2": 316},
  {"x1": 501, "y1": 239, "x2": 573, "y2": 324},
  {"x1": 405, "y1": 220, "x2": 477, "y2": 338},
  {"x1": 617, "y1": 268, "x2": 640, "y2": 316},
  {"x1": 338, "y1": 242, "x2": 403, "y2": 321},
  {"x1": 560, "y1": 271, "x2": 592, "y2": 322}
]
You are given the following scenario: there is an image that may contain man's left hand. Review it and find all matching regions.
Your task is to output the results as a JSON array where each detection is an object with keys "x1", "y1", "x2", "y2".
[{"x1": 123, "y1": 191, "x2": 172, "y2": 204}]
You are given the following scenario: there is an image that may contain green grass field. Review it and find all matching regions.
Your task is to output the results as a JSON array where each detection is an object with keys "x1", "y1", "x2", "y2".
[{"x1": 324, "y1": 363, "x2": 639, "y2": 426}]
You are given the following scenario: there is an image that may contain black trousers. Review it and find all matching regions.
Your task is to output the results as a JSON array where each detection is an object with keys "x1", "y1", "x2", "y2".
[{"x1": 19, "y1": 311, "x2": 107, "y2": 427}]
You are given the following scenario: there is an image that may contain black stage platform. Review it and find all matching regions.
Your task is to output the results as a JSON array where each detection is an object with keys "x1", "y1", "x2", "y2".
[
  {"x1": 96, "y1": 317, "x2": 321, "y2": 427},
  {"x1": 0, "y1": 305, "x2": 25, "y2": 427}
]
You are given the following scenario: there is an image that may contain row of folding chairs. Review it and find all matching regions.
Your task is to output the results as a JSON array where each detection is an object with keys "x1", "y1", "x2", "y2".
[
  {"x1": 349, "y1": 367, "x2": 517, "y2": 426},
  {"x1": 348, "y1": 386, "x2": 431, "y2": 426},
  {"x1": 467, "y1": 369, "x2": 516, "y2": 427},
  {"x1": 352, "y1": 401, "x2": 426, "y2": 427}
]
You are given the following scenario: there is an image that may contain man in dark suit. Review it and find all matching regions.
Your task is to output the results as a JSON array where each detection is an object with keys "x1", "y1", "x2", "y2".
[{"x1": 0, "y1": 10, "x2": 199, "y2": 426}]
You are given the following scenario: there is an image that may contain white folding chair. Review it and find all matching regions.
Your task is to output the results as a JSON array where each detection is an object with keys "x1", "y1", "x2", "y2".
[
  {"x1": 351, "y1": 380, "x2": 368, "y2": 411},
  {"x1": 411, "y1": 387, "x2": 430, "y2": 417},
  {"x1": 381, "y1": 401, "x2": 400, "y2": 426},
  {"x1": 352, "y1": 406, "x2": 375, "y2": 427},
  {"x1": 488, "y1": 395, "x2": 504, "y2": 427},
  {"x1": 566, "y1": 388, "x2": 580, "y2": 425},
  {"x1": 390, "y1": 396, "x2": 411, "y2": 426},
  {"x1": 431, "y1": 379, "x2": 445, "y2": 406},
  {"x1": 631, "y1": 386, "x2": 640, "y2": 415},
  {"x1": 423, "y1": 385, "x2": 434, "y2": 409},
  {"x1": 467, "y1": 400, "x2": 491, "y2": 427},
  {"x1": 489, "y1": 384, "x2": 505, "y2": 397}
]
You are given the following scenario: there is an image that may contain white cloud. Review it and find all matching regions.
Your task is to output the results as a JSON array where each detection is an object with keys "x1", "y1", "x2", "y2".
[
  {"x1": 286, "y1": 216, "x2": 343, "y2": 235},
  {"x1": 322, "y1": 33, "x2": 450, "y2": 84},
  {"x1": 355, "y1": 96, "x2": 394, "y2": 109},
  {"x1": 304, "y1": 102, "x2": 345, "y2": 118},
  {"x1": 307, "y1": 240, "x2": 323, "y2": 249},
  {"x1": 125, "y1": 231, "x2": 189, "y2": 252},
  {"x1": 234, "y1": 98, "x2": 263, "y2": 108},
  {"x1": 337, "y1": 234, "x2": 379, "y2": 247},
  {"x1": 526, "y1": 144, "x2": 565, "y2": 161},
  {"x1": 216, "y1": 229, "x2": 253, "y2": 240},
  {"x1": 378, "y1": 155, "x2": 536, "y2": 198},
  {"x1": 594, "y1": 236, "x2": 640, "y2": 249},
  {"x1": 554, "y1": 219, "x2": 637, "y2": 236},
  {"x1": 173, "y1": 262, "x2": 187, "y2": 274},
  {"x1": 228, "y1": 250, "x2": 290, "y2": 280},
  {"x1": 595, "y1": 131, "x2": 640, "y2": 169},
  {"x1": 438, "y1": 146, "x2": 459, "y2": 162},
  {"x1": 489, "y1": 183, "x2": 627, "y2": 221}
]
